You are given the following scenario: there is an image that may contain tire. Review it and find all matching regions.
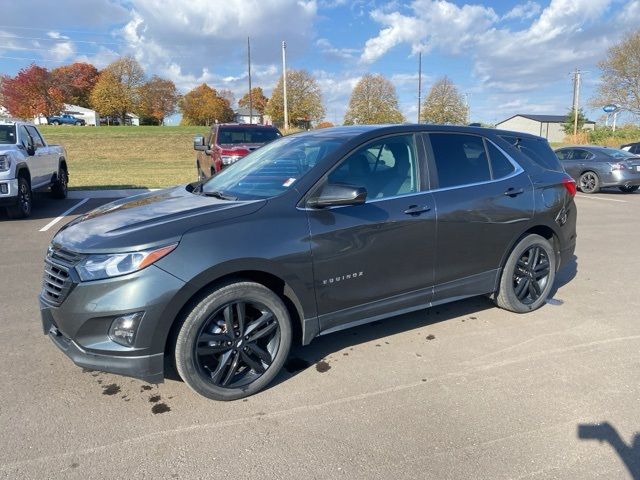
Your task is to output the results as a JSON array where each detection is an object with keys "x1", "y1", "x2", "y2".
[
  {"x1": 75, "y1": 121, "x2": 82, "y2": 126},
  {"x1": 618, "y1": 185, "x2": 639, "y2": 193},
  {"x1": 6, "y1": 176, "x2": 32, "y2": 219},
  {"x1": 197, "y1": 165, "x2": 206, "y2": 182},
  {"x1": 578, "y1": 171, "x2": 600, "y2": 194},
  {"x1": 52, "y1": 121, "x2": 60, "y2": 126},
  {"x1": 175, "y1": 281, "x2": 292, "y2": 401},
  {"x1": 51, "y1": 167, "x2": 68, "y2": 199},
  {"x1": 494, "y1": 234, "x2": 556, "y2": 313}
]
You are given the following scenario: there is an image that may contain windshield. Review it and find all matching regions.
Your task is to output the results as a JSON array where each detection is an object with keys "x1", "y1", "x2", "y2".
[
  {"x1": 600, "y1": 148, "x2": 639, "y2": 159},
  {"x1": 202, "y1": 134, "x2": 344, "y2": 199},
  {"x1": 0, "y1": 125, "x2": 16, "y2": 144},
  {"x1": 218, "y1": 127, "x2": 281, "y2": 145}
]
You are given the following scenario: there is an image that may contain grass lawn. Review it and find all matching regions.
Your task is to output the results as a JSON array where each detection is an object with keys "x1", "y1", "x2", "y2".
[{"x1": 39, "y1": 125, "x2": 210, "y2": 190}]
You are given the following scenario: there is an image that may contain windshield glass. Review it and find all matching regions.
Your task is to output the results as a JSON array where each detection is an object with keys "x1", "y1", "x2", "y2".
[
  {"x1": 600, "y1": 148, "x2": 639, "y2": 158},
  {"x1": 0, "y1": 125, "x2": 17, "y2": 144},
  {"x1": 202, "y1": 134, "x2": 344, "y2": 199},
  {"x1": 218, "y1": 127, "x2": 281, "y2": 145}
]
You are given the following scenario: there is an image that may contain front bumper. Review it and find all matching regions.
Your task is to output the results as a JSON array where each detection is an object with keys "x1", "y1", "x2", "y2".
[
  {"x1": 0, "y1": 178, "x2": 19, "y2": 206},
  {"x1": 40, "y1": 264, "x2": 186, "y2": 383}
]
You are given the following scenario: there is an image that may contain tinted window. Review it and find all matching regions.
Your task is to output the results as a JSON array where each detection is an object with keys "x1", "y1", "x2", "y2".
[
  {"x1": 429, "y1": 133, "x2": 490, "y2": 188},
  {"x1": 25, "y1": 126, "x2": 44, "y2": 148},
  {"x1": 555, "y1": 149, "x2": 571, "y2": 160},
  {"x1": 217, "y1": 127, "x2": 281, "y2": 145},
  {"x1": 486, "y1": 141, "x2": 515, "y2": 179},
  {"x1": 500, "y1": 135, "x2": 563, "y2": 172},
  {"x1": 0, "y1": 125, "x2": 16, "y2": 144},
  {"x1": 572, "y1": 149, "x2": 591, "y2": 160},
  {"x1": 328, "y1": 135, "x2": 418, "y2": 200},
  {"x1": 202, "y1": 135, "x2": 342, "y2": 199}
]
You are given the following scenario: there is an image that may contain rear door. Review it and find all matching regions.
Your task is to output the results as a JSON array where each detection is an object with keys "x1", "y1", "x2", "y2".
[
  {"x1": 423, "y1": 132, "x2": 534, "y2": 301},
  {"x1": 306, "y1": 133, "x2": 436, "y2": 332},
  {"x1": 26, "y1": 126, "x2": 56, "y2": 187}
]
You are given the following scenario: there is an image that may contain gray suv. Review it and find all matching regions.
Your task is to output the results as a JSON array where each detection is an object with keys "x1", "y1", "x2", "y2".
[{"x1": 40, "y1": 125, "x2": 577, "y2": 400}]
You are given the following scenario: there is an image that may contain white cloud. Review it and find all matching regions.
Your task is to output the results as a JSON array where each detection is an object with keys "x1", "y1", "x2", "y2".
[
  {"x1": 502, "y1": 1, "x2": 541, "y2": 21},
  {"x1": 47, "y1": 31, "x2": 71, "y2": 40}
]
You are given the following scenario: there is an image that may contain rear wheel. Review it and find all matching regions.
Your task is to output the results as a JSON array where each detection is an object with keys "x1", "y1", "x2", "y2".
[
  {"x1": 51, "y1": 168, "x2": 68, "y2": 199},
  {"x1": 618, "y1": 185, "x2": 639, "y2": 193},
  {"x1": 495, "y1": 234, "x2": 556, "y2": 313},
  {"x1": 579, "y1": 171, "x2": 600, "y2": 194},
  {"x1": 75, "y1": 121, "x2": 82, "y2": 126},
  {"x1": 175, "y1": 281, "x2": 292, "y2": 401},
  {"x1": 6, "y1": 176, "x2": 32, "y2": 219},
  {"x1": 51, "y1": 120, "x2": 60, "y2": 126}
]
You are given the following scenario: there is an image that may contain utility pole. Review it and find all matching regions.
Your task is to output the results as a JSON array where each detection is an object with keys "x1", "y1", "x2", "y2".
[
  {"x1": 247, "y1": 37, "x2": 253, "y2": 125},
  {"x1": 463, "y1": 93, "x2": 471, "y2": 124},
  {"x1": 282, "y1": 41, "x2": 289, "y2": 130},
  {"x1": 417, "y1": 51, "x2": 422, "y2": 123},
  {"x1": 571, "y1": 68, "x2": 583, "y2": 141}
]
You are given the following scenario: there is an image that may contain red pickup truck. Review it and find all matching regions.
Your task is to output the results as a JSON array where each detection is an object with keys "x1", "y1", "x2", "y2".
[{"x1": 193, "y1": 123, "x2": 281, "y2": 180}]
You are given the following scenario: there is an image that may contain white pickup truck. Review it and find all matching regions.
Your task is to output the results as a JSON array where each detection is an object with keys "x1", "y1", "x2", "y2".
[{"x1": 0, "y1": 120, "x2": 68, "y2": 218}]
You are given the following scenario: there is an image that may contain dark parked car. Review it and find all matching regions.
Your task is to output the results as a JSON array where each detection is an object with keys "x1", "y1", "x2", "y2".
[
  {"x1": 193, "y1": 123, "x2": 281, "y2": 180},
  {"x1": 47, "y1": 114, "x2": 85, "y2": 126},
  {"x1": 621, "y1": 142, "x2": 640, "y2": 155},
  {"x1": 41, "y1": 125, "x2": 577, "y2": 400},
  {"x1": 555, "y1": 145, "x2": 640, "y2": 193}
]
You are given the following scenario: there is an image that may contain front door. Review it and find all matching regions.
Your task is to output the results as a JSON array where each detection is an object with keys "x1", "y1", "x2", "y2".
[
  {"x1": 305, "y1": 133, "x2": 436, "y2": 333},
  {"x1": 423, "y1": 132, "x2": 534, "y2": 301}
]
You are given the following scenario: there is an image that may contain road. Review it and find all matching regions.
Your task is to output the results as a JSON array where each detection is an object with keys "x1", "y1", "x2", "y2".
[{"x1": 1, "y1": 190, "x2": 639, "y2": 479}]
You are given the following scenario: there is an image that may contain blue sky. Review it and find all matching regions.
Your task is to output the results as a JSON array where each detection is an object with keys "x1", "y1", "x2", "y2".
[{"x1": 1, "y1": 0, "x2": 638, "y2": 124}]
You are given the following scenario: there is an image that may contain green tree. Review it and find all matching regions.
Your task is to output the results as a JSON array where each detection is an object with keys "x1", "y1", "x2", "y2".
[
  {"x1": 592, "y1": 29, "x2": 640, "y2": 116},
  {"x1": 138, "y1": 76, "x2": 179, "y2": 125},
  {"x1": 90, "y1": 56, "x2": 145, "y2": 125},
  {"x1": 420, "y1": 76, "x2": 468, "y2": 125},
  {"x1": 562, "y1": 108, "x2": 587, "y2": 135},
  {"x1": 265, "y1": 70, "x2": 325, "y2": 126},
  {"x1": 180, "y1": 84, "x2": 234, "y2": 126},
  {"x1": 344, "y1": 74, "x2": 404, "y2": 125},
  {"x1": 238, "y1": 87, "x2": 268, "y2": 114}
]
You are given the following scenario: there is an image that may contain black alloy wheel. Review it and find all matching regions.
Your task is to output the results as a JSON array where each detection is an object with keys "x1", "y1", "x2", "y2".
[
  {"x1": 579, "y1": 171, "x2": 599, "y2": 194},
  {"x1": 194, "y1": 301, "x2": 280, "y2": 388},
  {"x1": 7, "y1": 177, "x2": 32, "y2": 218},
  {"x1": 512, "y1": 246, "x2": 551, "y2": 305}
]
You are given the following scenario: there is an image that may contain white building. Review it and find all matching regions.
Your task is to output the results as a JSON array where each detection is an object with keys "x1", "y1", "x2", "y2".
[
  {"x1": 496, "y1": 114, "x2": 595, "y2": 143},
  {"x1": 234, "y1": 107, "x2": 263, "y2": 124},
  {"x1": 33, "y1": 104, "x2": 100, "y2": 126}
]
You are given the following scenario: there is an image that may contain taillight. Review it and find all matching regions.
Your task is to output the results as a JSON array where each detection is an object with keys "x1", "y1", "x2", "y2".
[
  {"x1": 562, "y1": 176, "x2": 576, "y2": 197},
  {"x1": 611, "y1": 163, "x2": 626, "y2": 171}
]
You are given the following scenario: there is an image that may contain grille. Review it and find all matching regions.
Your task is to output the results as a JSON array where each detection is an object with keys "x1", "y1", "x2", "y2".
[{"x1": 41, "y1": 246, "x2": 83, "y2": 306}]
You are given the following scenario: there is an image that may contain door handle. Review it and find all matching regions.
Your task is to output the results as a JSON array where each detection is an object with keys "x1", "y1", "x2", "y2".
[
  {"x1": 504, "y1": 187, "x2": 525, "y2": 197},
  {"x1": 404, "y1": 205, "x2": 431, "y2": 215}
]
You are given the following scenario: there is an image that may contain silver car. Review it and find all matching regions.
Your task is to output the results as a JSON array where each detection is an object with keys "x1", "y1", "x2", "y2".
[{"x1": 555, "y1": 146, "x2": 640, "y2": 194}]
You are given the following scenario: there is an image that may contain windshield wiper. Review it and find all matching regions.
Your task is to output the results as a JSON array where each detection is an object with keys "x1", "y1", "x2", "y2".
[{"x1": 201, "y1": 190, "x2": 238, "y2": 201}]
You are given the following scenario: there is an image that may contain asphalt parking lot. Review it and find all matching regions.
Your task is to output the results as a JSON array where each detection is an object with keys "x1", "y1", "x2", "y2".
[{"x1": 1, "y1": 190, "x2": 639, "y2": 480}]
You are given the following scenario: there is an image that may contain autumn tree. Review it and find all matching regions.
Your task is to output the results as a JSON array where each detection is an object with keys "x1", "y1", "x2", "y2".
[
  {"x1": 138, "y1": 76, "x2": 179, "y2": 125},
  {"x1": 344, "y1": 74, "x2": 404, "y2": 125},
  {"x1": 266, "y1": 70, "x2": 325, "y2": 126},
  {"x1": 316, "y1": 121, "x2": 334, "y2": 129},
  {"x1": 180, "y1": 84, "x2": 234, "y2": 126},
  {"x1": 420, "y1": 76, "x2": 468, "y2": 125},
  {"x1": 2, "y1": 65, "x2": 64, "y2": 119},
  {"x1": 591, "y1": 29, "x2": 640, "y2": 116},
  {"x1": 51, "y1": 62, "x2": 99, "y2": 108},
  {"x1": 218, "y1": 89, "x2": 236, "y2": 109},
  {"x1": 90, "y1": 56, "x2": 145, "y2": 124},
  {"x1": 238, "y1": 87, "x2": 268, "y2": 114}
]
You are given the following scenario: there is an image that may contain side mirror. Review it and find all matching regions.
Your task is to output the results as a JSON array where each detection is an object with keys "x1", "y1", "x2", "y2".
[
  {"x1": 307, "y1": 183, "x2": 367, "y2": 209},
  {"x1": 193, "y1": 135, "x2": 206, "y2": 151},
  {"x1": 25, "y1": 140, "x2": 35, "y2": 156}
]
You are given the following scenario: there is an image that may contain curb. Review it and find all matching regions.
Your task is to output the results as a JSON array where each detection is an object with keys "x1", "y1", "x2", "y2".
[{"x1": 68, "y1": 188, "x2": 163, "y2": 199}]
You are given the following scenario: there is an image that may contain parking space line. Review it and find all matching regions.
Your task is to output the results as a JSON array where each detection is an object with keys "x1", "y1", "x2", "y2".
[
  {"x1": 576, "y1": 195, "x2": 628, "y2": 203},
  {"x1": 39, "y1": 198, "x2": 90, "y2": 232}
]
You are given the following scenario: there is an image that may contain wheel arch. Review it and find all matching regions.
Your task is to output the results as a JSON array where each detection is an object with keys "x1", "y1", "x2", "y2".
[
  {"x1": 498, "y1": 224, "x2": 560, "y2": 278},
  {"x1": 15, "y1": 163, "x2": 31, "y2": 184}
]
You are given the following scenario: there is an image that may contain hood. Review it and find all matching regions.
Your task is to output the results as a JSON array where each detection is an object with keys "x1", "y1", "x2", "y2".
[{"x1": 53, "y1": 185, "x2": 266, "y2": 253}]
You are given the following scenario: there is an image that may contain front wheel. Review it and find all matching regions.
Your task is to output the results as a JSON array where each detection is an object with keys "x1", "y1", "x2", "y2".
[
  {"x1": 494, "y1": 234, "x2": 556, "y2": 313},
  {"x1": 6, "y1": 177, "x2": 32, "y2": 219},
  {"x1": 579, "y1": 171, "x2": 600, "y2": 194},
  {"x1": 619, "y1": 185, "x2": 639, "y2": 193},
  {"x1": 175, "y1": 282, "x2": 292, "y2": 401},
  {"x1": 51, "y1": 121, "x2": 60, "y2": 126}
]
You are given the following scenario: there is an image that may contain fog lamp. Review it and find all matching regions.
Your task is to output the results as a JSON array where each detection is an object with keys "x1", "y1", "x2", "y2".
[
  {"x1": 109, "y1": 312, "x2": 144, "y2": 346},
  {"x1": 0, "y1": 183, "x2": 7, "y2": 194}
]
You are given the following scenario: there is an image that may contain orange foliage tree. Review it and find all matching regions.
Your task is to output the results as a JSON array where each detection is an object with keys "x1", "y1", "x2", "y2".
[{"x1": 2, "y1": 65, "x2": 64, "y2": 119}]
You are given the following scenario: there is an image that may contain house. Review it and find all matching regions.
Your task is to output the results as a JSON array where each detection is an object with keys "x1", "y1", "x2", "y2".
[
  {"x1": 0, "y1": 105, "x2": 9, "y2": 118},
  {"x1": 234, "y1": 107, "x2": 263, "y2": 124},
  {"x1": 495, "y1": 114, "x2": 595, "y2": 143},
  {"x1": 61, "y1": 104, "x2": 100, "y2": 126}
]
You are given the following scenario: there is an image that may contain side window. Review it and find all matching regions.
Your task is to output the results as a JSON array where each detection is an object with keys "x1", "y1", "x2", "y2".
[
  {"x1": 25, "y1": 126, "x2": 45, "y2": 148},
  {"x1": 486, "y1": 141, "x2": 515, "y2": 179},
  {"x1": 327, "y1": 134, "x2": 418, "y2": 200},
  {"x1": 500, "y1": 135, "x2": 563, "y2": 172},
  {"x1": 18, "y1": 126, "x2": 31, "y2": 149},
  {"x1": 429, "y1": 133, "x2": 490, "y2": 188},
  {"x1": 572, "y1": 149, "x2": 589, "y2": 160},
  {"x1": 555, "y1": 149, "x2": 572, "y2": 161}
]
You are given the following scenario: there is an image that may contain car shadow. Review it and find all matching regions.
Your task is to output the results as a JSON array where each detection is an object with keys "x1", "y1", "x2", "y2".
[
  {"x1": 548, "y1": 254, "x2": 578, "y2": 299},
  {"x1": 578, "y1": 422, "x2": 640, "y2": 479}
]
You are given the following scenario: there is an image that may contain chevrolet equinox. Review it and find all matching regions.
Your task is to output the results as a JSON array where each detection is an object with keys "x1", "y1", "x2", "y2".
[{"x1": 40, "y1": 125, "x2": 577, "y2": 400}]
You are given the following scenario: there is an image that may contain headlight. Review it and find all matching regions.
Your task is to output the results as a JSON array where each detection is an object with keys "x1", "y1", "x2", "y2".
[
  {"x1": 75, "y1": 243, "x2": 177, "y2": 281},
  {"x1": 0, "y1": 155, "x2": 10, "y2": 172}
]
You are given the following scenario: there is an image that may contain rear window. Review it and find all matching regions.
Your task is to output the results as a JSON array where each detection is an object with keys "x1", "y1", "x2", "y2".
[
  {"x1": 217, "y1": 127, "x2": 281, "y2": 145},
  {"x1": 500, "y1": 135, "x2": 563, "y2": 172},
  {"x1": 0, "y1": 125, "x2": 16, "y2": 144}
]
